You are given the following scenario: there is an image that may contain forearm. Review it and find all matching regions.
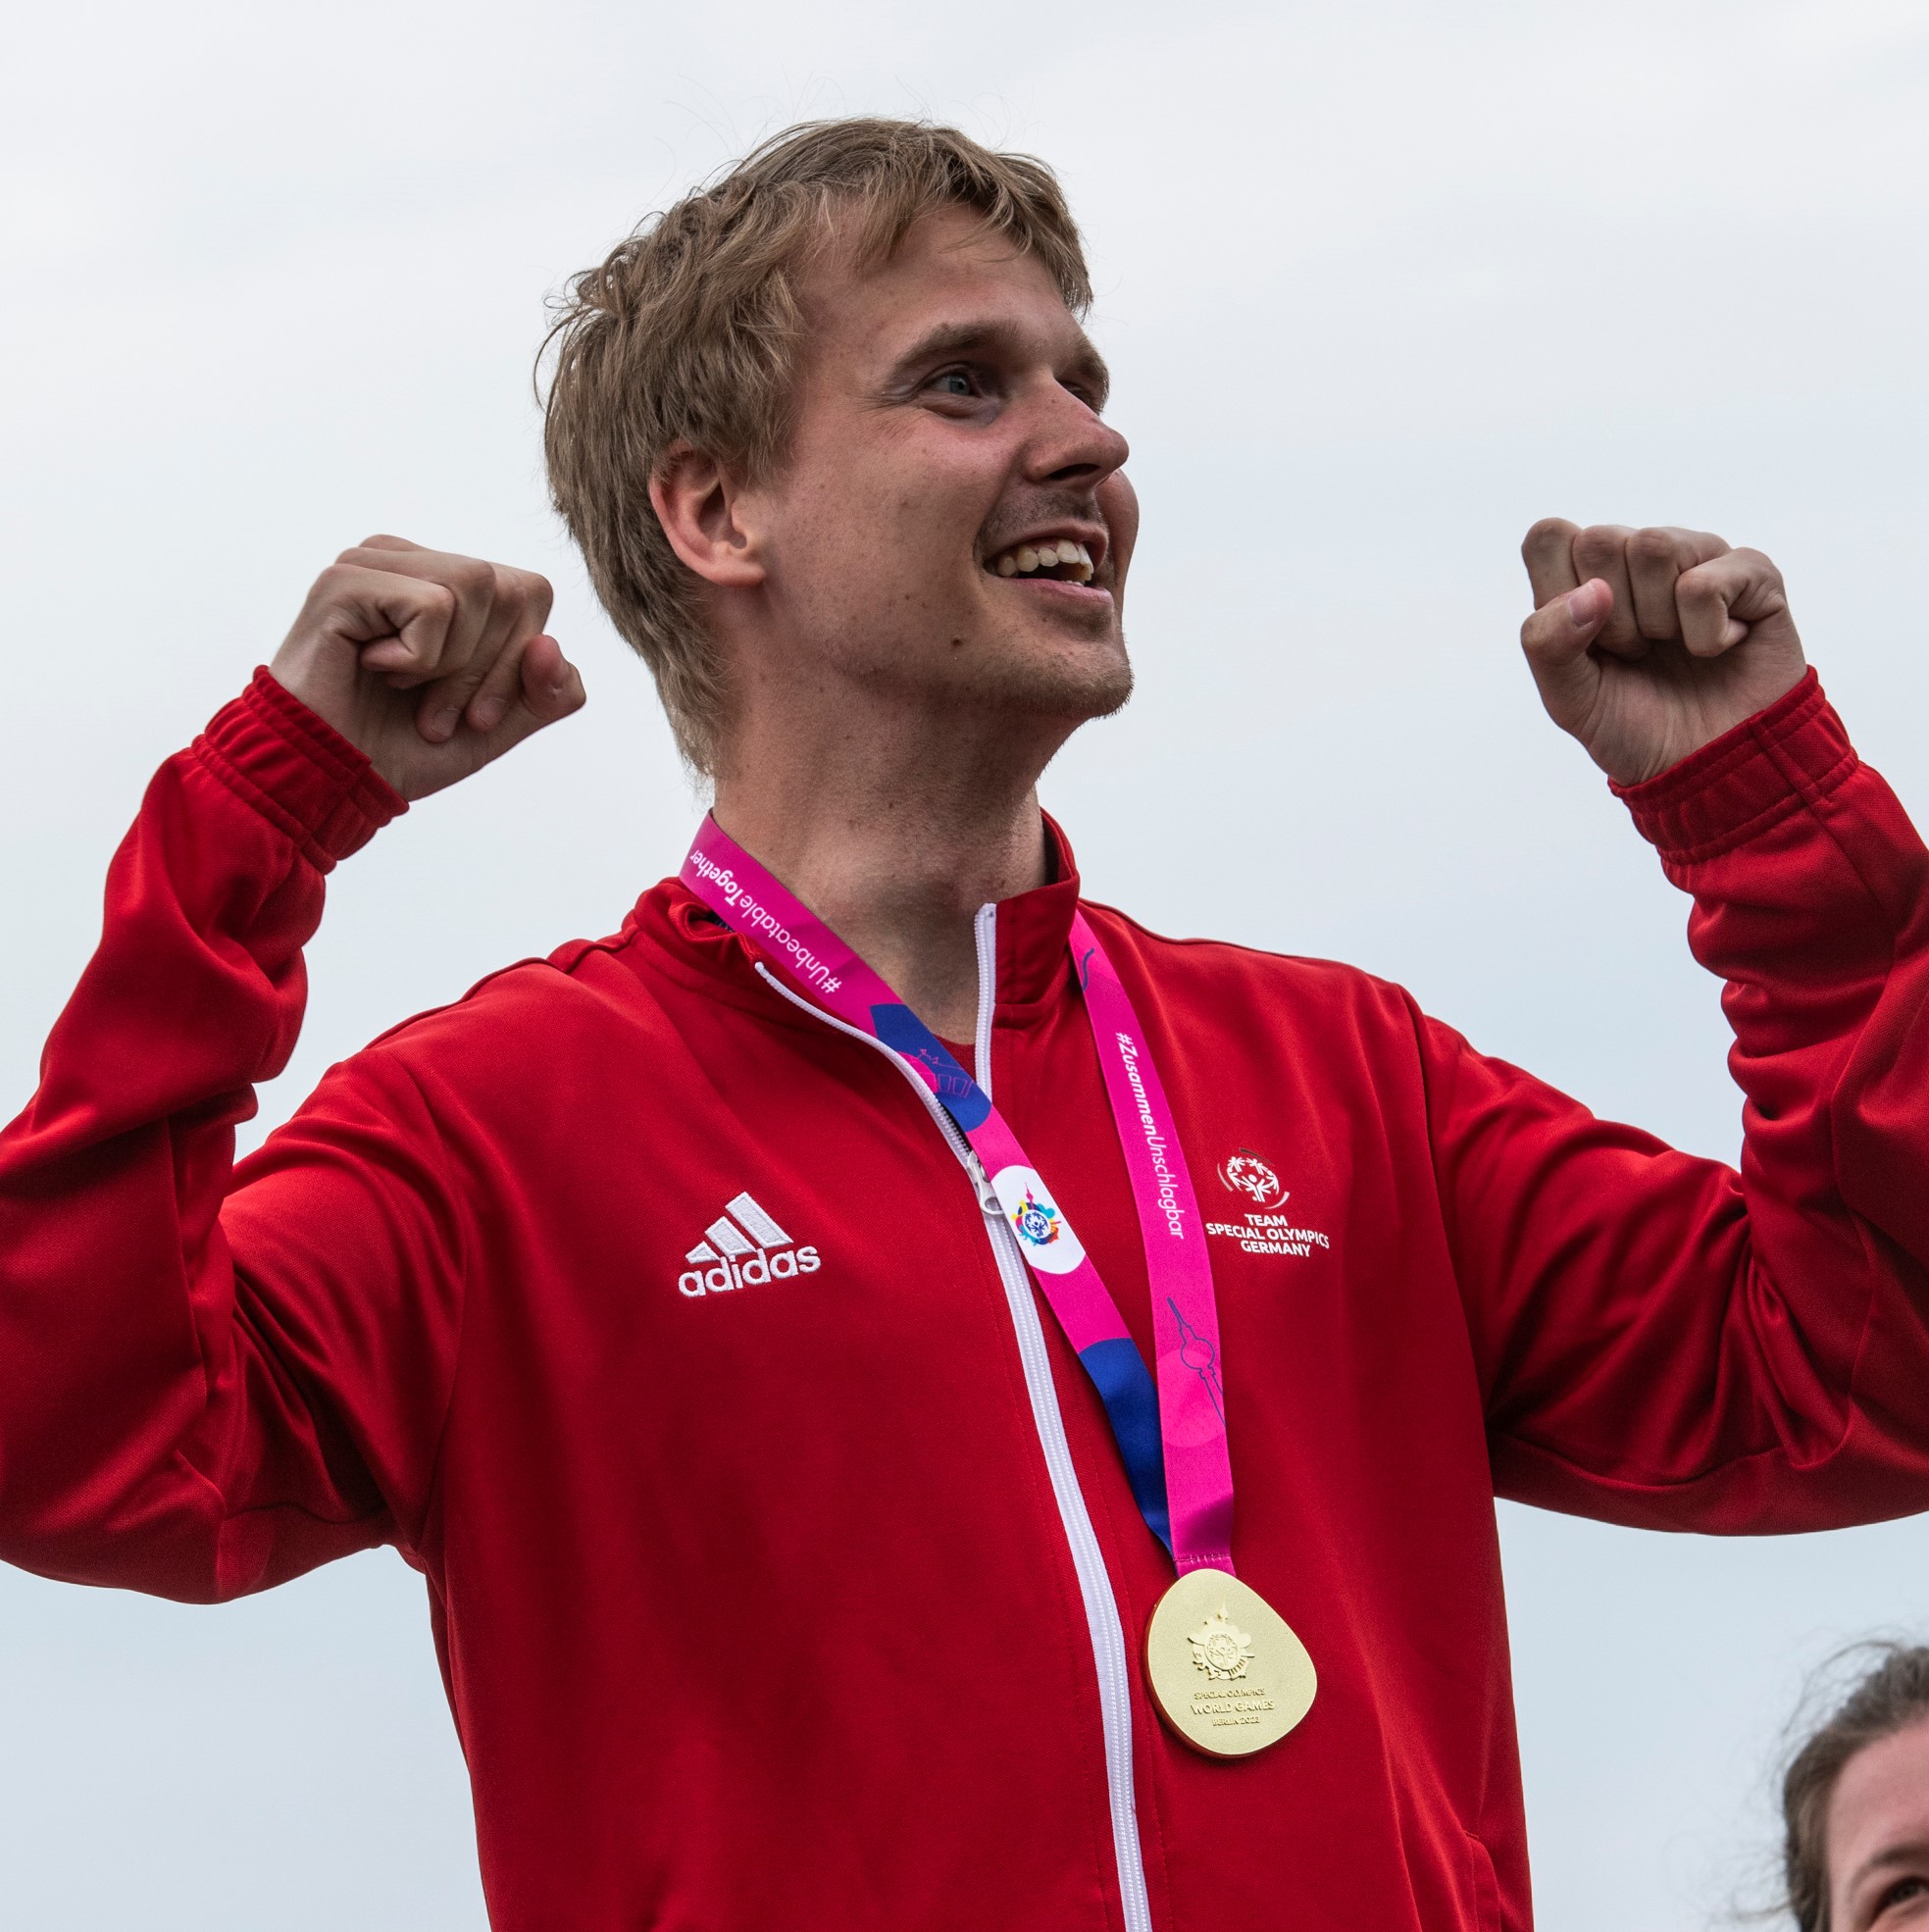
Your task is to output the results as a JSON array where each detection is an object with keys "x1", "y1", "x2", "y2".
[
  {"x1": 1447, "y1": 674, "x2": 1929, "y2": 1529},
  {"x1": 1624, "y1": 672, "x2": 1906, "y2": 1247},
  {"x1": 0, "y1": 672, "x2": 404, "y2": 1591},
  {"x1": 1631, "y1": 673, "x2": 1929, "y2": 1496}
]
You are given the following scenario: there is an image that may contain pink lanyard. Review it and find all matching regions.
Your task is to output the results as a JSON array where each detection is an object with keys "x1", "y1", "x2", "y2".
[{"x1": 683, "y1": 816, "x2": 1237, "y2": 1579}]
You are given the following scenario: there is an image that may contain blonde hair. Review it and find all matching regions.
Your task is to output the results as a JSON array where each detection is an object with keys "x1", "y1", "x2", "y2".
[{"x1": 541, "y1": 118, "x2": 1093, "y2": 772}]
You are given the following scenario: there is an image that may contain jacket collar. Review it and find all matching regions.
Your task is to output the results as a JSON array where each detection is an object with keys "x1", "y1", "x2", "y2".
[
  {"x1": 994, "y1": 812, "x2": 1082, "y2": 1012},
  {"x1": 630, "y1": 812, "x2": 1084, "y2": 1031}
]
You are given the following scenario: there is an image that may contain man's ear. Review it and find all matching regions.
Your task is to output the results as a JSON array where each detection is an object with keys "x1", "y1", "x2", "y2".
[{"x1": 648, "y1": 441, "x2": 765, "y2": 588}]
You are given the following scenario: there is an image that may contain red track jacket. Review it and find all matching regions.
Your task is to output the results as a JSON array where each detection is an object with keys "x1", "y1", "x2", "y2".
[{"x1": 4, "y1": 667, "x2": 1929, "y2": 1931}]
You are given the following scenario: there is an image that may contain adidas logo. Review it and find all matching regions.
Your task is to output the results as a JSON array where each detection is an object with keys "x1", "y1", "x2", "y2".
[{"x1": 678, "y1": 1191, "x2": 822, "y2": 1298}]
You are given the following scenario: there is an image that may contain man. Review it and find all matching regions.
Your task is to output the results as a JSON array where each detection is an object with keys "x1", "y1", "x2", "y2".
[{"x1": 3, "y1": 117, "x2": 1926, "y2": 1931}]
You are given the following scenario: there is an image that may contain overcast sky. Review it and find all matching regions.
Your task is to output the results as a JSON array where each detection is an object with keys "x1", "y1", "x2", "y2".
[{"x1": 4, "y1": 1, "x2": 1929, "y2": 1925}]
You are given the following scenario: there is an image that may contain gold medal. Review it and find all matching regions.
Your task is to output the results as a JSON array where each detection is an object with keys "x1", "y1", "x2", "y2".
[{"x1": 1144, "y1": 1568, "x2": 1316, "y2": 1759}]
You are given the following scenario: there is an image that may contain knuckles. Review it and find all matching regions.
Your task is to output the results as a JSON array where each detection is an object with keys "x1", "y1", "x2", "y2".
[
  {"x1": 490, "y1": 567, "x2": 555, "y2": 634},
  {"x1": 1521, "y1": 515, "x2": 1578, "y2": 563},
  {"x1": 522, "y1": 570, "x2": 556, "y2": 626},
  {"x1": 1674, "y1": 553, "x2": 1729, "y2": 596},
  {"x1": 1570, "y1": 525, "x2": 1631, "y2": 574},
  {"x1": 1627, "y1": 527, "x2": 1689, "y2": 571},
  {"x1": 1730, "y1": 544, "x2": 1783, "y2": 585},
  {"x1": 450, "y1": 557, "x2": 496, "y2": 607},
  {"x1": 307, "y1": 543, "x2": 553, "y2": 652}
]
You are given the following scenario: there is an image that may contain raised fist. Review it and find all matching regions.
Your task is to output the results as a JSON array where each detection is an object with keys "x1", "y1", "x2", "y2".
[
  {"x1": 1520, "y1": 521, "x2": 1807, "y2": 787},
  {"x1": 269, "y1": 535, "x2": 585, "y2": 800}
]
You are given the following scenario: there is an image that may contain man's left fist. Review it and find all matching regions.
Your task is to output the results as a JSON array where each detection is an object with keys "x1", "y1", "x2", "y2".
[{"x1": 1520, "y1": 521, "x2": 1807, "y2": 786}]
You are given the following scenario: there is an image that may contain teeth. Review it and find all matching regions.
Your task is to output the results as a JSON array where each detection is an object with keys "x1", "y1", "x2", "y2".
[{"x1": 989, "y1": 537, "x2": 1098, "y2": 582}]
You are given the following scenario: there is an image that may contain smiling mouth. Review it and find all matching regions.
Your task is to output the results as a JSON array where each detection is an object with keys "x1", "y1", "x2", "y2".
[{"x1": 987, "y1": 537, "x2": 1096, "y2": 585}]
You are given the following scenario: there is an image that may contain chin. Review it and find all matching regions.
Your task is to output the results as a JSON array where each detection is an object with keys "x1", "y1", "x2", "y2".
[{"x1": 966, "y1": 636, "x2": 1134, "y2": 723}]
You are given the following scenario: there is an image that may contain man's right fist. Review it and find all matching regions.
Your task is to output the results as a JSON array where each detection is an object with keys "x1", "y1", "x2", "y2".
[{"x1": 269, "y1": 535, "x2": 585, "y2": 801}]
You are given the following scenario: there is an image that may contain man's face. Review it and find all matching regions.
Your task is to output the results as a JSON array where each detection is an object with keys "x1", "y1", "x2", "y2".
[{"x1": 734, "y1": 205, "x2": 1138, "y2": 727}]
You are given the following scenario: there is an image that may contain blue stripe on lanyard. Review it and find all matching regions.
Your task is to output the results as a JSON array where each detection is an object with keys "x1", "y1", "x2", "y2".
[
  {"x1": 1078, "y1": 1338, "x2": 1173, "y2": 1555},
  {"x1": 869, "y1": 1002, "x2": 991, "y2": 1129},
  {"x1": 868, "y1": 997, "x2": 1173, "y2": 1551}
]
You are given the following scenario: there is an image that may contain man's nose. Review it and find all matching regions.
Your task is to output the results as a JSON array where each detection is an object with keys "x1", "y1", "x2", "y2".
[{"x1": 1026, "y1": 379, "x2": 1130, "y2": 487}]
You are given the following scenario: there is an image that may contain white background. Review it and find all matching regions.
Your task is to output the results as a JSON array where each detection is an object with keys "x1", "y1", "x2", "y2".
[{"x1": 3, "y1": 1, "x2": 1927, "y2": 1924}]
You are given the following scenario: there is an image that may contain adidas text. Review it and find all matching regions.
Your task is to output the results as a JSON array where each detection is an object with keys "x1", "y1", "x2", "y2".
[{"x1": 678, "y1": 1191, "x2": 822, "y2": 1297}]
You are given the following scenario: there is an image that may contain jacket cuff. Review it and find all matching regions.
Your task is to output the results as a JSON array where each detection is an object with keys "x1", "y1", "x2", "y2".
[
  {"x1": 191, "y1": 668, "x2": 408, "y2": 871},
  {"x1": 1611, "y1": 669, "x2": 1856, "y2": 866}
]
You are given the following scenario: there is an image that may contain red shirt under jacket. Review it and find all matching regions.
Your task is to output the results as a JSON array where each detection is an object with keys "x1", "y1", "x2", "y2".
[{"x1": 4, "y1": 667, "x2": 1929, "y2": 1932}]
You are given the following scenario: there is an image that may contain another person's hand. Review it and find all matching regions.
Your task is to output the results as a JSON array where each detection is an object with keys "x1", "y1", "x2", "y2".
[
  {"x1": 1519, "y1": 521, "x2": 1806, "y2": 786},
  {"x1": 269, "y1": 535, "x2": 585, "y2": 800}
]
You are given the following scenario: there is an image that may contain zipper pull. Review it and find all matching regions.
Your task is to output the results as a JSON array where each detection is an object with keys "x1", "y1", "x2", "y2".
[{"x1": 964, "y1": 1147, "x2": 1003, "y2": 1219}]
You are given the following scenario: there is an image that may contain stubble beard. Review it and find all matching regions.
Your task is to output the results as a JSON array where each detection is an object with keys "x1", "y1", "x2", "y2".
[
  {"x1": 855, "y1": 616, "x2": 1135, "y2": 733},
  {"x1": 993, "y1": 638, "x2": 1135, "y2": 725}
]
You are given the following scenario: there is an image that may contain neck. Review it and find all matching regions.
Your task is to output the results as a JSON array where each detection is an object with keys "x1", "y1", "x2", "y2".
[{"x1": 711, "y1": 702, "x2": 1064, "y2": 1044}]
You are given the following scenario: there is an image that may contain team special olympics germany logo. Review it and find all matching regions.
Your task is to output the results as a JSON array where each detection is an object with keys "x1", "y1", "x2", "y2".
[{"x1": 1218, "y1": 1148, "x2": 1285, "y2": 1207}]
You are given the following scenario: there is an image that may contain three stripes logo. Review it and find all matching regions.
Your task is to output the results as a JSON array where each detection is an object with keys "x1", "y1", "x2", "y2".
[{"x1": 677, "y1": 1191, "x2": 821, "y2": 1298}]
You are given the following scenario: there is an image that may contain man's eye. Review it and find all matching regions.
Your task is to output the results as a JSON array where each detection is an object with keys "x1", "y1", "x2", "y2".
[
  {"x1": 929, "y1": 370, "x2": 977, "y2": 399},
  {"x1": 1877, "y1": 1874, "x2": 1929, "y2": 1915}
]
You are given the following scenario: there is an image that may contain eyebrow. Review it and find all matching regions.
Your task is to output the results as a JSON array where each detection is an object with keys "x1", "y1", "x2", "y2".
[
  {"x1": 886, "y1": 318, "x2": 1111, "y2": 409},
  {"x1": 1848, "y1": 1836, "x2": 1929, "y2": 1893}
]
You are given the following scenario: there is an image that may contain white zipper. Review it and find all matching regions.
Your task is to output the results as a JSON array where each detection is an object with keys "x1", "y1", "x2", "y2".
[
  {"x1": 972, "y1": 902, "x2": 999, "y2": 1078},
  {"x1": 755, "y1": 938, "x2": 1154, "y2": 1932}
]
